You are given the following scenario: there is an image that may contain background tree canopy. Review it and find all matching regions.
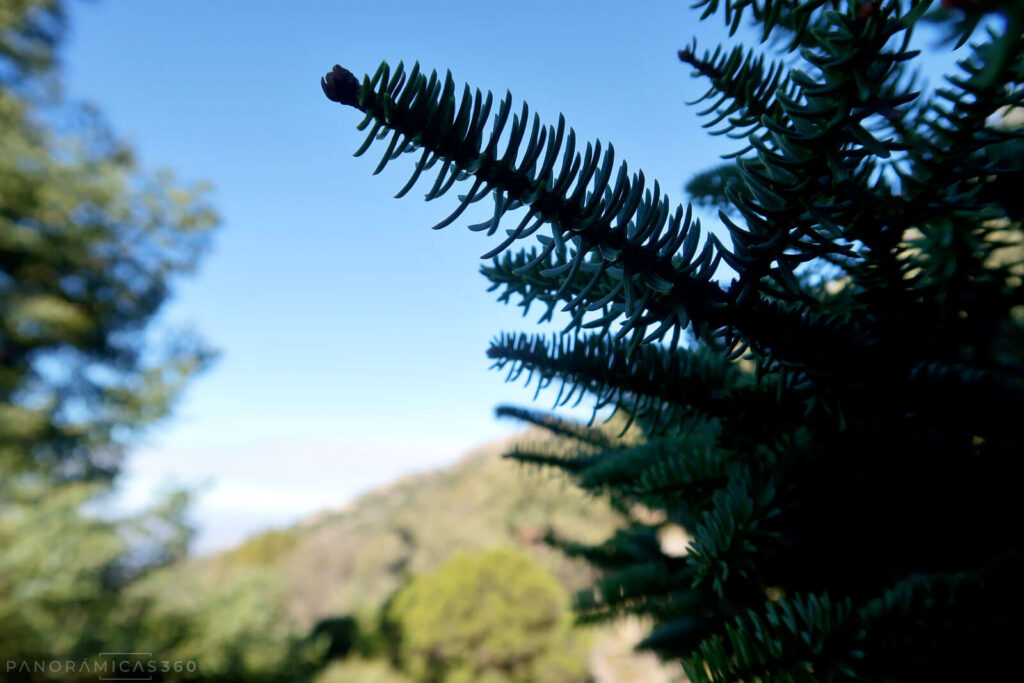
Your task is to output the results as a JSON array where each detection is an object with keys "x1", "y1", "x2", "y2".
[
  {"x1": 0, "y1": 0, "x2": 235, "y2": 673},
  {"x1": 384, "y1": 548, "x2": 588, "y2": 683},
  {"x1": 1, "y1": 0, "x2": 217, "y2": 483}
]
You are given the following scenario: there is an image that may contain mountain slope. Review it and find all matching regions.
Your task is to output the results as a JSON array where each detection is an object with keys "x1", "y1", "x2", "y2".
[
  {"x1": 149, "y1": 431, "x2": 682, "y2": 681},
  {"x1": 230, "y1": 432, "x2": 620, "y2": 624}
]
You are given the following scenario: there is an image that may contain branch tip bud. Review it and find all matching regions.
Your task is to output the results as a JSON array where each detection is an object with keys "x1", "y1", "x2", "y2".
[{"x1": 322, "y1": 65, "x2": 361, "y2": 107}]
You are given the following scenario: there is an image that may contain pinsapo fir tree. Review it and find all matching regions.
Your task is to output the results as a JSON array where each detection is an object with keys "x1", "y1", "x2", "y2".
[{"x1": 322, "y1": 0, "x2": 1023, "y2": 679}]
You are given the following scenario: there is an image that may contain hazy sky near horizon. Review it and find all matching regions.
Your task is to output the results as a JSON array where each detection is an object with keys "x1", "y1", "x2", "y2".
[{"x1": 60, "y1": 1, "x2": 958, "y2": 552}]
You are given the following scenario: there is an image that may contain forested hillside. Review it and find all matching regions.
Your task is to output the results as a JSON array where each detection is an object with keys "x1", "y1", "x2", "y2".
[{"x1": 138, "y1": 431, "x2": 684, "y2": 681}]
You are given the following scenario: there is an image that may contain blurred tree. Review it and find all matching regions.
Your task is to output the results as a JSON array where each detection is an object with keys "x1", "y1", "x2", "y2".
[
  {"x1": 1, "y1": 0, "x2": 217, "y2": 482},
  {"x1": 313, "y1": 658, "x2": 413, "y2": 683},
  {"x1": 0, "y1": 479, "x2": 191, "y2": 662},
  {"x1": 0, "y1": 0, "x2": 223, "y2": 676},
  {"x1": 385, "y1": 548, "x2": 588, "y2": 683},
  {"x1": 123, "y1": 562, "x2": 321, "y2": 682}
]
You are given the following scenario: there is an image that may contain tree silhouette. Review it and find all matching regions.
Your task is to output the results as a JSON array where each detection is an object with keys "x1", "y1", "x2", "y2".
[{"x1": 324, "y1": 1, "x2": 1023, "y2": 679}]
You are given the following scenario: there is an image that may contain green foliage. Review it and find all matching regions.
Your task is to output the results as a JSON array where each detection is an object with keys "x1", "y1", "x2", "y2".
[
  {"x1": 0, "y1": 479, "x2": 306, "y2": 681},
  {"x1": 219, "y1": 527, "x2": 302, "y2": 567},
  {"x1": 384, "y1": 548, "x2": 588, "y2": 683},
  {"x1": 0, "y1": 0, "x2": 63, "y2": 81},
  {"x1": 125, "y1": 563, "x2": 320, "y2": 681},
  {"x1": 0, "y1": 1, "x2": 231, "y2": 678},
  {"x1": 0, "y1": 479, "x2": 190, "y2": 662},
  {"x1": 1, "y1": 0, "x2": 218, "y2": 482},
  {"x1": 325, "y1": 0, "x2": 1024, "y2": 679},
  {"x1": 314, "y1": 658, "x2": 413, "y2": 683}
]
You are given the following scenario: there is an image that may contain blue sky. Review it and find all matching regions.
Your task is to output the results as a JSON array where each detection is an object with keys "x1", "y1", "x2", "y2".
[
  {"x1": 60, "y1": 1, "x2": 960, "y2": 551},
  {"x1": 60, "y1": 0, "x2": 744, "y2": 551}
]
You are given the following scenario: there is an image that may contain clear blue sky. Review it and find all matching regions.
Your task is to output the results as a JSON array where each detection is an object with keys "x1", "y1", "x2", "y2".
[{"x1": 61, "y1": 1, "x2": 956, "y2": 551}]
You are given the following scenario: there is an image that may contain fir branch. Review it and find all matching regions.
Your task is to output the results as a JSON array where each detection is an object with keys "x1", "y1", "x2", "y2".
[
  {"x1": 677, "y1": 42, "x2": 794, "y2": 144},
  {"x1": 686, "y1": 4, "x2": 922, "y2": 302},
  {"x1": 323, "y1": 60, "x2": 927, "y2": 381},
  {"x1": 486, "y1": 332, "x2": 759, "y2": 433},
  {"x1": 503, "y1": 448, "x2": 597, "y2": 476},
  {"x1": 687, "y1": 470, "x2": 784, "y2": 599},
  {"x1": 494, "y1": 404, "x2": 614, "y2": 447},
  {"x1": 682, "y1": 592, "x2": 864, "y2": 683},
  {"x1": 323, "y1": 60, "x2": 733, "y2": 342}
]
